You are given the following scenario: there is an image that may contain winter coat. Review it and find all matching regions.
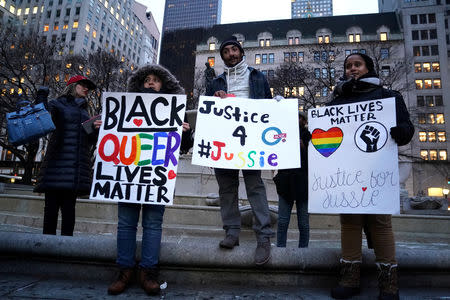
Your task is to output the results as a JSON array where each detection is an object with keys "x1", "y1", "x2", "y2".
[
  {"x1": 34, "y1": 96, "x2": 97, "y2": 195},
  {"x1": 127, "y1": 64, "x2": 193, "y2": 153},
  {"x1": 329, "y1": 78, "x2": 414, "y2": 146},
  {"x1": 205, "y1": 67, "x2": 272, "y2": 99},
  {"x1": 273, "y1": 125, "x2": 311, "y2": 202}
]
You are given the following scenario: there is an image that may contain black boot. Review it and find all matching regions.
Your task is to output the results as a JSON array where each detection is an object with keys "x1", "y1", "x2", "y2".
[
  {"x1": 331, "y1": 259, "x2": 361, "y2": 299},
  {"x1": 376, "y1": 263, "x2": 399, "y2": 300}
]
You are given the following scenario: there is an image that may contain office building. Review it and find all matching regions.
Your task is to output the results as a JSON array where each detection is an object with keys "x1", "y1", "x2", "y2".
[
  {"x1": 380, "y1": 0, "x2": 450, "y2": 196},
  {"x1": 162, "y1": 0, "x2": 222, "y2": 32},
  {"x1": 292, "y1": 0, "x2": 333, "y2": 18}
]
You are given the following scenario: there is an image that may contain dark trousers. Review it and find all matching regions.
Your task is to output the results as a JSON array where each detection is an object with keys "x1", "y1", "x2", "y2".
[{"x1": 43, "y1": 190, "x2": 77, "y2": 236}]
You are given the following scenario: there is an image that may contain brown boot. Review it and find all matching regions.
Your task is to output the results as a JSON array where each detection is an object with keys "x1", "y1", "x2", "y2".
[
  {"x1": 376, "y1": 263, "x2": 399, "y2": 300},
  {"x1": 138, "y1": 267, "x2": 161, "y2": 295},
  {"x1": 107, "y1": 268, "x2": 134, "y2": 295},
  {"x1": 331, "y1": 259, "x2": 361, "y2": 299}
]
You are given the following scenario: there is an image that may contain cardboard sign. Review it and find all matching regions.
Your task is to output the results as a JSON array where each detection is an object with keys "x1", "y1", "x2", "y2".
[
  {"x1": 192, "y1": 96, "x2": 300, "y2": 170},
  {"x1": 90, "y1": 92, "x2": 186, "y2": 205},
  {"x1": 308, "y1": 97, "x2": 400, "y2": 214}
]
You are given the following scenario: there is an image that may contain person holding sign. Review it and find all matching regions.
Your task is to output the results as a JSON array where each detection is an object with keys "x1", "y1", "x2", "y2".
[
  {"x1": 107, "y1": 65, "x2": 192, "y2": 296},
  {"x1": 274, "y1": 112, "x2": 311, "y2": 248},
  {"x1": 34, "y1": 76, "x2": 99, "y2": 236},
  {"x1": 328, "y1": 54, "x2": 414, "y2": 300},
  {"x1": 205, "y1": 36, "x2": 274, "y2": 266}
]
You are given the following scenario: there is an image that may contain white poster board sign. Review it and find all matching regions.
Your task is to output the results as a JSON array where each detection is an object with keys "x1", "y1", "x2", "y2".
[
  {"x1": 308, "y1": 97, "x2": 400, "y2": 214},
  {"x1": 192, "y1": 96, "x2": 301, "y2": 170},
  {"x1": 90, "y1": 92, "x2": 186, "y2": 205}
]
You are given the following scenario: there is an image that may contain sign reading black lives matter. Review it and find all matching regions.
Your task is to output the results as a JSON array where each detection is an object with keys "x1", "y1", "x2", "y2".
[
  {"x1": 90, "y1": 92, "x2": 186, "y2": 205},
  {"x1": 308, "y1": 97, "x2": 400, "y2": 214},
  {"x1": 192, "y1": 96, "x2": 300, "y2": 170}
]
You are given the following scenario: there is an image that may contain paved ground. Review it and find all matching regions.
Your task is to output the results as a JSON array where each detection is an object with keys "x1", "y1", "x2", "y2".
[{"x1": 1, "y1": 273, "x2": 450, "y2": 300}]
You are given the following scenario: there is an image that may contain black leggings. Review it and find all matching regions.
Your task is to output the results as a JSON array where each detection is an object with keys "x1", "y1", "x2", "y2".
[{"x1": 43, "y1": 190, "x2": 77, "y2": 236}]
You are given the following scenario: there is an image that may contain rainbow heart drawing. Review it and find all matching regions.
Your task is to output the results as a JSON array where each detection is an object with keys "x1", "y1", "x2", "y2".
[{"x1": 311, "y1": 127, "x2": 344, "y2": 157}]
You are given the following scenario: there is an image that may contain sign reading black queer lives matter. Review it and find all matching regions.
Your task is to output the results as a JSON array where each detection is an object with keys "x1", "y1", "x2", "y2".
[
  {"x1": 308, "y1": 97, "x2": 400, "y2": 214},
  {"x1": 192, "y1": 96, "x2": 300, "y2": 170},
  {"x1": 90, "y1": 92, "x2": 186, "y2": 205}
]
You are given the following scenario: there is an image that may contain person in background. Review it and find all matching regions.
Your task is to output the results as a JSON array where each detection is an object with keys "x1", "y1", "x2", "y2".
[
  {"x1": 34, "y1": 76, "x2": 100, "y2": 236},
  {"x1": 107, "y1": 64, "x2": 193, "y2": 296},
  {"x1": 274, "y1": 112, "x2": 311, "y2": 248},
  {"x1": 205, "y1": 36, "x2": 274, "y2": 266},
  {"x1": 328, "y1": 53, "x2": 414, "y2": 300}
]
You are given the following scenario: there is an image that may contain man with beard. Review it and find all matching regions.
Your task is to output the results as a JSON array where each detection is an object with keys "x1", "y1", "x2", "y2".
[{"x1": 205, "y1": 36, "x2": 274, "y2": 265}]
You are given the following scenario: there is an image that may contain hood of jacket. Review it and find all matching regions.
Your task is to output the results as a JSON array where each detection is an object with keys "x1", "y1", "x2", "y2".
[{"x1": 127, "y1": 64, "x2": 185, "y2": 94}]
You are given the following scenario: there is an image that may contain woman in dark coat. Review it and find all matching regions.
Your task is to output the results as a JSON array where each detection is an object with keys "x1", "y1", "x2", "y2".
[
  {"x1": 34, "y1": 75, "x2": 100, "y2": 236},
  {"x1": 107, "y1": 64, "x2": 193, "y2": 296},
  {"x1": 329, "y1": 53, "x2": 414, "y2": 300}
]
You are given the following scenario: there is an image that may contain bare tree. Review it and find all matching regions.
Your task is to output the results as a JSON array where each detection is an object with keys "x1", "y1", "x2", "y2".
[{"x1": 0, "y1": 26, "x2": 64, "y2": 184}]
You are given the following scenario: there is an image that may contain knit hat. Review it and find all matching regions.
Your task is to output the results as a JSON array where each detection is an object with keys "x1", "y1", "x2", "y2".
[
  {"x1": 219, "y1": 36, "x2": 244, "y2": 59},
  {"x1": 343, "y1": 53, "x2": 378, "y2": 79}
]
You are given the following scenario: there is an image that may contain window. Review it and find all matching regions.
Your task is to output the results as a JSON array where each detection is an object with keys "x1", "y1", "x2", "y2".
[
  {"x1": 268, "y1": 70, "x2": 274, "y2": 79},
  {"x1": 73, "y1": 20, "x2": 78, "y2": 28},
  {"x1": 418, "y1": 113, "x2": 426, "y2": 124},
  {"x1": 54, "y1": 22, "x2": 59, "y2": 30},
  {"x1": 380, "y1": 48, "x2": 389, "y2": 59},
  {"x1": 414, "y1": 63, "x2": 422, "y2": 72},
  {"x1": 413, "y1": 46, "x2": 421, "y2": 56},
  {"x1": 291, "y1": 52, "x2": 297, "y2": 62},
  {"x1": 419, "y1": 131, "x2": 427, "y2": 142},
  {"x1": 380, "y1": 32, "x2": 387, "y2": 41},
  {"x1": 255, "y1": 54, "x2": 261, "y2": 64},
  {"x1": 314, "y1": 51, "x2": 320, "y2": 62},
  {"x1": 381, "y1": 66, "x2": 390, "y2": 77},
  {"x1": 345, "y1": 49, "x2": 351, "y2": 56},
  {"x1": 426, "y1": 95, "x2": 434, "y2": 107},
  {"x1": 436, "y1": 113, "x2": 445, "y2": 124},
  {"x1": 43, "y1": 24, "x2": 49, "y2": 32},
  {"x1": 284, "y1": 52, "x2": 290, "y2": 62},
  {"x1": 259, "y1": 39, "x2": 264, "y2": 47},
  {"x1": 428, "y1": 13, "x2": 436, "y2": 23},
  {"x1": 428, "y1": 113, "x2": 435, "y2": 124},
  {"x1": 262, "y1": 54, "x2": 267, "y2": 64},
  {"x1": 298, "y1": 52, "x2": 304, "y2": 62},
  {"x1": 421, "y1": 30, "x2": 429, "y2": 40},
  {"x1": 432, "y1": 62, "x2": 440, "y2": 72},
  {"x1": 428, "y1": 131, "x2": 436, "y2": 142},
  {"x1": 430, "y1": 45, "x2": 438, "y2": 56},
  {"x1": 429, "y1": 150, "x2": 438, "y2": 161},
  {"x1": 412, "y1": 30, "x2": 419, "y2": 40},
  {"x1": 417, "y1": 96, "x2": 424, "y2": 106},
  {"x1": 435, "y1": 95, "x2": 443, "y2": 106},
  {"x1": 423, "y1": 63, "x2": 431, "y2": 72},
  {"x1": 85, "y1": 23, "x2": 90, "y2": 32},
  {"x1": 324, "y1": 35, "x2": 330, "y2": 43},
  {"x1": 314, "y1": 68, "x2": 320, "y2": 79},
  {"x1": 438, "y1": 132, "x2": 446, "y2": 142},
  {"x1": 208, "y1": 57, "x2": 215, "y2": 67},
  {"x1": 439, "y1": 150, "x2": 447, "y2": 161},
  {"x1": 289, "y1": 37, "x2": 293, "y2": 45},
  {"x1": 269, "y1": 53, "x2": 274, "y2": 64},
  {"x1": 419, "y1": 14, "x2": 427, "y2": 24},
  {"x1": 295, "y1": 37, "x2": 299, "y2": 44},
  {"x1": 420, "y1": 150, "x2": 429, "y2": 160},
  {"x1": 348, "y1": 34, "x2": 354, "y2": 43},
  {"x1": 429, "y1": 29, "x2": 437, "y2": 40},
  {"x1": 422, "y1": 46, "x2": 430, "y2": 56},
  {"x1": 318, "y1": 36, "x2": 324, "y2": 44},
  {"x1": 415, "y1": 80, "x2": 423, "y2": 89},
  {"x1": 410, "y1": 15, "x2": 418, "y2": 24},
  {"x1": 209, "y1": 43, "x2": 215, "y2": 51},
  {"x1": 265, "y1": 39, "x2": 270, "y2": 47}
]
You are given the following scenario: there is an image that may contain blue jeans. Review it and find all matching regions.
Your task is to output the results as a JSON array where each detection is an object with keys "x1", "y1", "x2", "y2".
[
  {"x1": 276, "y1": 195, "x2": 309, "y2": 248},
  {"x1": 116, "y1": 202, "x2": 165, "y2": 269}
]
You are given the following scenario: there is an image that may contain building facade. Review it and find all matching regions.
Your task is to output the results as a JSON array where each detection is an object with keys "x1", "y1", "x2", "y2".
[
  {"x1": 162, "y1": 0, "x2": 222, "y2": 32},
  {"x1": 291, "y1": 0, "x2": 333, "y2": 18},
  {"x1": 0, "y1": 0, "x2": 160, "y2": 66},
  {"x1": 380, "y1": 0, "x2": 450, "y2": 196}
]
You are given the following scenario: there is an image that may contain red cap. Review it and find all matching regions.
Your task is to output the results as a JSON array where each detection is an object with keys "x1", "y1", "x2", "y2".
[{"x1": 67, "y1": 75, "x2": 96, "y2": 90}]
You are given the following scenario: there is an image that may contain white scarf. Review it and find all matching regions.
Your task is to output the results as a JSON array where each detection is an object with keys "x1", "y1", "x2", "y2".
[{"x1": 224, "y1": 58, "x2": 250, "y2": 98}]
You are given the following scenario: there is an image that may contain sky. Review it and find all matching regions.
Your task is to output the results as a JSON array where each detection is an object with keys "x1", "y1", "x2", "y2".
[{"x1": 141, "y1": 0, "x2": 379, "y2": 35}]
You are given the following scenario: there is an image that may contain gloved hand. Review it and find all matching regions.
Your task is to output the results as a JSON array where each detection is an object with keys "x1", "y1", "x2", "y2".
[
  {"x1": 273, "y1": 95, "x2": 285, "y2": 101},
  {"x1": 390, "y1": 126, "x2": 411, "y2": 146}
]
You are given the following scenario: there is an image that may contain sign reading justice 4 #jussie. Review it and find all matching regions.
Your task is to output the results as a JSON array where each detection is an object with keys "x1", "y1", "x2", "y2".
[
  {"x1": 308, "y1": 97, "x2": 400, "y2": 214},
  {"x1": 90, "y1": 92, "x2": 186, "y2": 205},
  {"x1": 192, "y1": 96, "x2": 300, "y2": 170}
]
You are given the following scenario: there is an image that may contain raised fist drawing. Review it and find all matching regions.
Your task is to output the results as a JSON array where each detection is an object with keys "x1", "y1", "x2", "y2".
[{"x1": 360, "y1": 125, "x2": 380, "y2": 152}]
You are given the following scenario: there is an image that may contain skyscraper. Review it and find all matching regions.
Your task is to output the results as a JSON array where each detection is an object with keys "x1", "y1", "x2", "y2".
[
  {"x1": 291, "y1": 0, "x2": 333, "y2": 18},
  {"x1": 162, "y1": 0, "x2": 222, "y2": 32}
]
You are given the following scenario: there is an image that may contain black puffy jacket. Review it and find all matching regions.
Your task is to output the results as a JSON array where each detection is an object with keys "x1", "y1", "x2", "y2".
[{"x1": 34, "y1": 96, "x2": 96, "y2": 195}]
